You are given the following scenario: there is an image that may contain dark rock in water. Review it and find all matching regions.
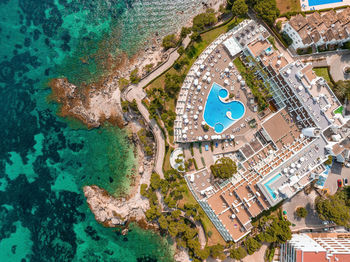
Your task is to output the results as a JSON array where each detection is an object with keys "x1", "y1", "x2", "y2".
[
  {"x1": 20, "y1": 26, "x2": 27, "y2": 34},
  {"x1": 24, "y1": 37, "x2": 31, "y2": 47},
  {"x1": 137, "y1": 256, "x2": 158, "y2": 262},
  {"x1": 109, "y1": 177, "x2": 113, "y2": 183},
  {"x1": 104, "y1": 249, "x2": 114, "y2": 255},
  {"x1": 33, "y1": 29, "x2": 41, "y2": 41},
  {"x1": 11, "y1": 245, "x2": 17, "y2": 254}
]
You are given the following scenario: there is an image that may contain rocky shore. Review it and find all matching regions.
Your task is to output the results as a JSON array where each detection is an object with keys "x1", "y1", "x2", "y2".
[{"x1": 84, "y1": 184, "x2": 149, "y2": 227}]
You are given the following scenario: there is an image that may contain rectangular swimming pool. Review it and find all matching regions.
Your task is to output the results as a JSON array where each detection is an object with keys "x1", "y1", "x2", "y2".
[
  {"x1": 308, "y1": 0, "x2": 342, "y2": 6},
  {"x1": 264, "y1": 173, "x2": 282, "y2": 200}
]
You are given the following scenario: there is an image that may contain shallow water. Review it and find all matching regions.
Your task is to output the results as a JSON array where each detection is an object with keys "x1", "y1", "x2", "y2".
[{"x1": 0, "y1": 0, "x2": 208, "y2": 261}]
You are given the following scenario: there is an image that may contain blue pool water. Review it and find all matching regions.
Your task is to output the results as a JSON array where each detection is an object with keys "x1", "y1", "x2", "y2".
[
  {"x1": 264, "y1": 173, "x2": 282, "y2": 200},
  {"x1": 308, "y1": 0, "x2": 342, "y2": 6},
  {"x1": 219, "y1": 88, "x2": 228, "y2": 98},
  {"x1": 265, "y1": 47, "x2": 272, "y2": 54},
  {"x1": 203, "y1": 83, "x2": 245, "y2": 133}
]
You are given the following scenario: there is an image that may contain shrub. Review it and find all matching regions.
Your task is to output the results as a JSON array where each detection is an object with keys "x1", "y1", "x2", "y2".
[
  {"x1": 162, "y1": 34, "x2": 178, "y2": 50},
  {"x1": 192, "y1": 9, "x2": 217, "y2": 32},
  {"x1": 232, "y1": 0, "x2": 248, "y2": 18},
  {"x1": 210, "y1": 157, "x2": 237, "y2": 179},
  {"x1": 130, "y1": 68, "x2": 141, "y2": 84},
  {"x1": 281, "y1": 32, "x2": 293, "y2": 47},
  {"x1": 245, "y1": 237, "x2": 262, "y2": 255},
  {"x1": 296, "y1": 207, "x2": 308, "y2": 218},
  {"x1": 230, "y1": 246, "x2": 247, "y2": 260}
]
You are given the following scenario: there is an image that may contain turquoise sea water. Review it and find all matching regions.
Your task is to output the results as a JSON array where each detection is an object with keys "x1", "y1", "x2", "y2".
[{"x1": 0, "y1": 0, "x2": 208, "y2": 261}]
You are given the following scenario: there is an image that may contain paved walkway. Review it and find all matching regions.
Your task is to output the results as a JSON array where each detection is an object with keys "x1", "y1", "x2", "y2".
[
  {"x1": 123, "y1": 37, "x2": 191, "y2": 178},
  {"x1": 299, "y1": 50, "x2": 350, "y2": 82},
  {"x1": 282, "y1": 190, "x2": 323, "y2": 231}
]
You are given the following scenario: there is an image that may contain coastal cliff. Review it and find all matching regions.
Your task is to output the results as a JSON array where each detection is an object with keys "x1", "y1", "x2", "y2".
[
  {"x1": 49, "y1": 78, "x2": 124, "y2": 129},
  {"x1": 83, "y1": 185, "x2": 149, "y2": 227}
]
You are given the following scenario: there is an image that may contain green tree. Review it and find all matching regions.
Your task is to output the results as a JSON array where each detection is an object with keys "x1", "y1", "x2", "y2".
[
  {"x1": 232, "y1": 0, "x2": 248, "y2": 18},
  {"x1": 150, "y1": 172, "x2": 161, "y2": 190},
  {"x1": 140, "y1": 184, "x2": 149, "y2": 198},
  {"x1": 230, "y1": 246, "x2": 247, "y2": 260},
  {"x1": 192, "y1": 9, "x2": 217, "y2": 32},
  {"x1": 158, "y1": 215, "x2": 168, "y2": 230},
  {"x1": 130, "y1": 68, "x2": 141, "y2": 84},
  {"x1": 118, "y1": 78, "x2": 129, "y2": 91},
  {"x1": 334, "y1": 80, "x2": 350, "y2": 102},
  {"x1": 162, "y1": 34, "x2": 178, "y2": 50},
  {"x1": 254, "y1": 0, "x2": 280, "y2": 26},
  {"x1": 210, "y1": 157, "x2": 237, "y2": 179},
  {"x1": 296, "y1": 207, "x2": 308, "y2": 218},
  {"x1": 316, "y1": 189, "x2": 350, "y2": 227},
  {"x1": 210, "y1": 244, "x2": 224, "y2": 259},
  {"x1": 245, "y1": 237, "x2": 262, "y2": 255}
]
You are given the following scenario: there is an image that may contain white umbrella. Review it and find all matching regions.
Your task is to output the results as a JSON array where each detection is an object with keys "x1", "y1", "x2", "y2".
[
  {"x1": 284, "y1": 168, "x2": 288, "y2": 173},
  {"x1": 211, "y1": 135, "x2": 216, "y2": 139},
  {"x1": 217, "y1": 135, "x2": 222, "y2": 139},
  {"x1": 194, "y1": 115, "x2": 198, "y2": 120},
  {"x1": 206, "y1": 72, "x2": 210, "y2": 77},
  {"x1": 194, "y1": 79, "x2": 199, "y2": 86},
  {"x1": 291, "y1": 163, "x2": 296, "y2": 168},
  {"x1": 200, "y1": 64, "x2": 205, "y2": 70},
  {"x1": 290, "y1": 169, "x2": 295, "y2": 174},
  {"x1": 198, "y1": 136, "x2": 203, "y2": 141},
  {"x1": 286, "y1": 69, "x2": 291, "y2": 75},
  {"x1": 237, "y1": 75, "x2": 242, "y2": 81},
  {"x1": 184, "y1": 119, "x2": 189, "y2": 124},
  {"x1": 224, "y1": 79, "x2": 229, "y2": 85},
  {"x1": 201, "y1": 121, "x2": 206, "y2": 125},
  {"x1": 228, "y1": 62, "x2": 233, "y2": 68},
  {"x1": 182, "y1": 134, "x2": 187, "y2": 139},
  {"x1": 197, "y1": 85, "x2": 202, "y2": 90},
  {"x1": 297, "y1": 163, "x2": 301, "y2": 169},
  {"x1": 187, "y1": 104, "x2": 192, "y2": 109},
  {"x1": 300, "y1": 134, "x2": 304, "y2": 139},
  {"x1": 300, "y1": 157, "x2": 305, "y2": 162},
  {"x1": 196, "y1": 71, "x2": 201, "y2": 77},
  {"x1": 298, "y1": 86, "x2": 303, "y2": 91},
  {"x1": 230, "y1": 134, "x2": 235, "y2": 139},
  {"x1": 207, "y1": 77, "x2": 212, "y2": 83},
  {"x1": 277, "y1": 60, "x2": 281, "y2": 65},
  {"x1": 183, "y1": 114, "x2": 188, "y2": 119},
  {"x1": 203, "y1": 75, "x2": 207, "y2": 81},
  {"x1": 198, "y1": 106, "x2": 203, "y2": 111},
  {"x1": 225, "y1": 68, "x2": 229, "y2": 73},
  {"x1": 182, "y1": 129, "x2": 186, "y2": 134}
]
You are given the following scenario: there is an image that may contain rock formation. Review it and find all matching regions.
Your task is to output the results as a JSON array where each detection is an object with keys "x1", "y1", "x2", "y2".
[{"x1": 83, "y1": 185, "x2": 149, "y2": 227}]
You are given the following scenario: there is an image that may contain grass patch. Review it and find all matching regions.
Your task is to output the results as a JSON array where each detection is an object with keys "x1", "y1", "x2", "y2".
[
  {"x1": 163, "y1": 147, "x2": 173, "y2": 172},
  {"x1": 334, "y1": 106, "x2": 343, "y2": 115},
  {"x1": 276, "y1": 0, "x2": 301, "y2": 14},
  {"x1": 313, "y1": 67, "x2": 334, "y2": 88}
]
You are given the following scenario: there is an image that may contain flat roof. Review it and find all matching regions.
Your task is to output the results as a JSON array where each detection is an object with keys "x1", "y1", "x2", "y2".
[{"x1": 262, "y1": 110, "x2": 291, "y2": 144}]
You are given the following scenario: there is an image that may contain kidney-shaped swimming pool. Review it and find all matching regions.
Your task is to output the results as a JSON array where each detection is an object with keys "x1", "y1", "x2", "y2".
[{"x1": 203, "y1": 82, "x2": 245, "y2": 133}]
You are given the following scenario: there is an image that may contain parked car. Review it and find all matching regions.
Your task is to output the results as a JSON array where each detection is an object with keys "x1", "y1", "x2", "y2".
[
  {"x1": 345, "y1": 162, "x2": 350, "y2": 168},
  {"x1": 337, "y1": 179, "x2": 343, "y2": 188},
  {"x1": 322, "y1": 221, "x2": 329, "y2": 225},
  {"x1": 344, "y1": 178, "x2": 348, "y2": 186}
]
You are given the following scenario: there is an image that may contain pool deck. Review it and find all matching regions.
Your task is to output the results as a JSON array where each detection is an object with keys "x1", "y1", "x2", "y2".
[{"x1": 300, "y1": 0, "x2": 350, "y2": 11}]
